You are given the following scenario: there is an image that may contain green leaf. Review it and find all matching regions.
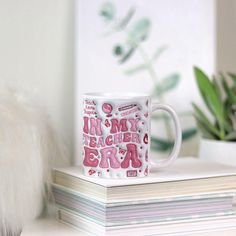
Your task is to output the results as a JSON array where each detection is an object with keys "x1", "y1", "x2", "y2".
[
  {"x1": 151, "y1": 136, "x2": 173, "y2": 152},
  {"x1": 153, "y1": 73, "x2": 180, "y2": 96},
  {"x1": 193, "y1": 111, "x2": 219, "y2": 139},
  {"x1": 151, "y1": 46, "x2": 168, "y2": 62},
  {"x1": 194, "y1": 67, "x2": 225, "y2": 139},
  {"x1": 195, "y1": 119, "x2": 216, "y2": 139},
  {"x1": 116, "y1": 7, "x2": 135, "y2": 30},
  {"x1": 128, "y1": 18, "x2": 151, "y2": 44},
  {"x1": 228, "y1": 72, "x2": 236, "y2": 85},
  {"x1": 223, "y1": 99, "x2": 235, "y2": 132},
  {"x1": 99, "y1": 2, "x2": 115, "y2": 21},
  {"x1": 182, "y1": 128, "x2": 197, "y2": 140},
  {"x1": 113, "y1": 45, "x2": 123, "y2": 56},
  {"x1": 221, "y1": 73, "x2": 236, "y2": 104},
  {"x1": 124, "y1": 63, "x2": 148, "y2": 75},
  {"x1": 194, "y1": 67, "x2": 217, "y2": 114},
  {"x1": 119, "y1": 47, "x2": 136, "y2": 63},
  {"x1": 225, "y1": 131, "x2": 236, "y2": 141},
  {"x1": 230, "y1": 113, "x2": 236, "y2": 129},
  {"x1": 212, "y1": 76, "x2": 222, "y2": 101},
  {"x1": 192, "y1": 103, "x2": 220, "y2": 137},
  {"x1": 220, "y1": 74, "x2": 236, "y2": 133}
]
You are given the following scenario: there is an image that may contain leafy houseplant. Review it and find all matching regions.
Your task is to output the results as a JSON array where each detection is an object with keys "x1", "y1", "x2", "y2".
[
  {"x1": 193, "y1": 67, "x2": 236, "y2": 165},
  {"x1": 99, "y1": 2, "x2": 197, "y2": 153}
]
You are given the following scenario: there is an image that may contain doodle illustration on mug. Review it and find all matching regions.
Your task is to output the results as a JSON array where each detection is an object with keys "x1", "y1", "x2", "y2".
[{"x1": 82, "y1": 98, "x2": 149, "y2": 178}]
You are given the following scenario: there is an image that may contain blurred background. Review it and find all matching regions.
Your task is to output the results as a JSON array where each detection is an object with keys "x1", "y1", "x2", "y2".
[{"x1": 0, "y1": 0, "x2": 235, "y2": 163}]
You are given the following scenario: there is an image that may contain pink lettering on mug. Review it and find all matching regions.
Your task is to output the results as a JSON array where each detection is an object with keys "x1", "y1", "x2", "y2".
[
  {"x1": 99, "y1": 147, "x2": 120, "y2": 168},
  {"x1": 132, "y1": 133, "x2": 141, "y2": 143},
  {"x1": 97, "y1": 137, "x2": 105, "y2": 148},
  {"x1": 90, "y1": 118, "x2": 102, "y2": 136},
  {"x1": 89, "y1": 136, "x2": 97, "y2": 148},
  {"x1": 83, "y1": 117, "x2": 103, "y2": 136},
  {"x1": 83, "y1": 117, "x2": 89, "y2": 134},
  {"x1": 83, "y1": 147, "x2": 99, "y2": 167},
  {"x1": 128, "y1": 118, "x2": 139, "y2": 132},
  {"x1": 110, "y1": 119, "x2": 128, "y2": 133},
  {"x1": 114, "y1": 133, "x2": 123, "y2": 144},
  {"x1": 105, "y1": 135, "x2": 113, "y2": 146},
  {"x1": 83, "y1": 133, "x2": 89, "y2": 146},
  {"x1": 123, "y1": 132, "x2": 131, "y2": 142},
  {"x1": 121, "y1": 144, "x2": 142, "y2": 168}
]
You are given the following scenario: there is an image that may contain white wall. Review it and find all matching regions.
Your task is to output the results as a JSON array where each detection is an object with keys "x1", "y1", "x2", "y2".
[
  {"x1": 216, "y1": 0, "x2": 236, "y2": 71},
  {"x1": 0, "y1": 0, "x2": 75, "y2": 159}
]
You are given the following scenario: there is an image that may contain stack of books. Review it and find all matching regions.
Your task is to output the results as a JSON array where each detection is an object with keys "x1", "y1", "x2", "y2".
[{"x1": 52, "y1": 158, "x2": 236, "y2": 235}]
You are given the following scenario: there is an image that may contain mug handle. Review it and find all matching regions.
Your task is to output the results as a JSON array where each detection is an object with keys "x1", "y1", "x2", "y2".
[{"x1": 151, "y1": 103, "x2": 182, "y2": 168}]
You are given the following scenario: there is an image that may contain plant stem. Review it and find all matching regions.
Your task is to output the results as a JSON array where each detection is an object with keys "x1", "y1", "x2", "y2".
[
  {"x1": 137, "y1": 45, "x2": 173, "y2": 140},
  {"x1": 220, "y1": 128, "x2": 225, "y2": 141},
  {"x1": 121, "y1": 28, "x2": 174, "y2": 141}
]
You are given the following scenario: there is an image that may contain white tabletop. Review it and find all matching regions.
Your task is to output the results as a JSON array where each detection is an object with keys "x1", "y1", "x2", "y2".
[{"x1": 21, "y1": 217, "x2": 236, "y2": 236}]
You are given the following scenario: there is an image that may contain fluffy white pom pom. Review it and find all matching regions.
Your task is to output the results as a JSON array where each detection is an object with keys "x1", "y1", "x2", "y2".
[{"x1": 0, "y1": 89, "x2": 68, "y2": 235}]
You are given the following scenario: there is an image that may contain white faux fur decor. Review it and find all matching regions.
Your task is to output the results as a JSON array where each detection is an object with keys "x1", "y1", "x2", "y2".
[{"x1": 0, "y1": 88, "x2": 68, "y2": 235}]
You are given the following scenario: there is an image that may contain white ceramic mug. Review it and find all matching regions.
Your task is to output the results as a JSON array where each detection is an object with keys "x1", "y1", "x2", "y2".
[{"x1": 82, "y1": 93, "x2": 182, "y2": 178}]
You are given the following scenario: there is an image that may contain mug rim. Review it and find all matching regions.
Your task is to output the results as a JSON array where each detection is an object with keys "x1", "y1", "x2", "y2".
[{"x1": 83, "y1": 92, "x2": 150, "y2": 99}]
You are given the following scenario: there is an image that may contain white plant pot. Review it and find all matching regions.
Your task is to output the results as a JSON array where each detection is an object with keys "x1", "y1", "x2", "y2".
[{"x1": 199, "y1": 138, "x2": 236, "y2": 166}]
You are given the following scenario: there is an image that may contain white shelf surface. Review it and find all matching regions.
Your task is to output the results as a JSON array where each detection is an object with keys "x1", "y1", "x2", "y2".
[{"x1": 21, "y1": 217, "x2": 236, "y2": 236}]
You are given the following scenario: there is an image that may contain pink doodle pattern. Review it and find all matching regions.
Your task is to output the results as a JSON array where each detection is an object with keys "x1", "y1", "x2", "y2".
[
  {"x1": 83, "y1": 99, "x2": 150, "y2": 178},
  {"x1": 102, "y1": 103, "x2": 113, "y2": 117}
]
